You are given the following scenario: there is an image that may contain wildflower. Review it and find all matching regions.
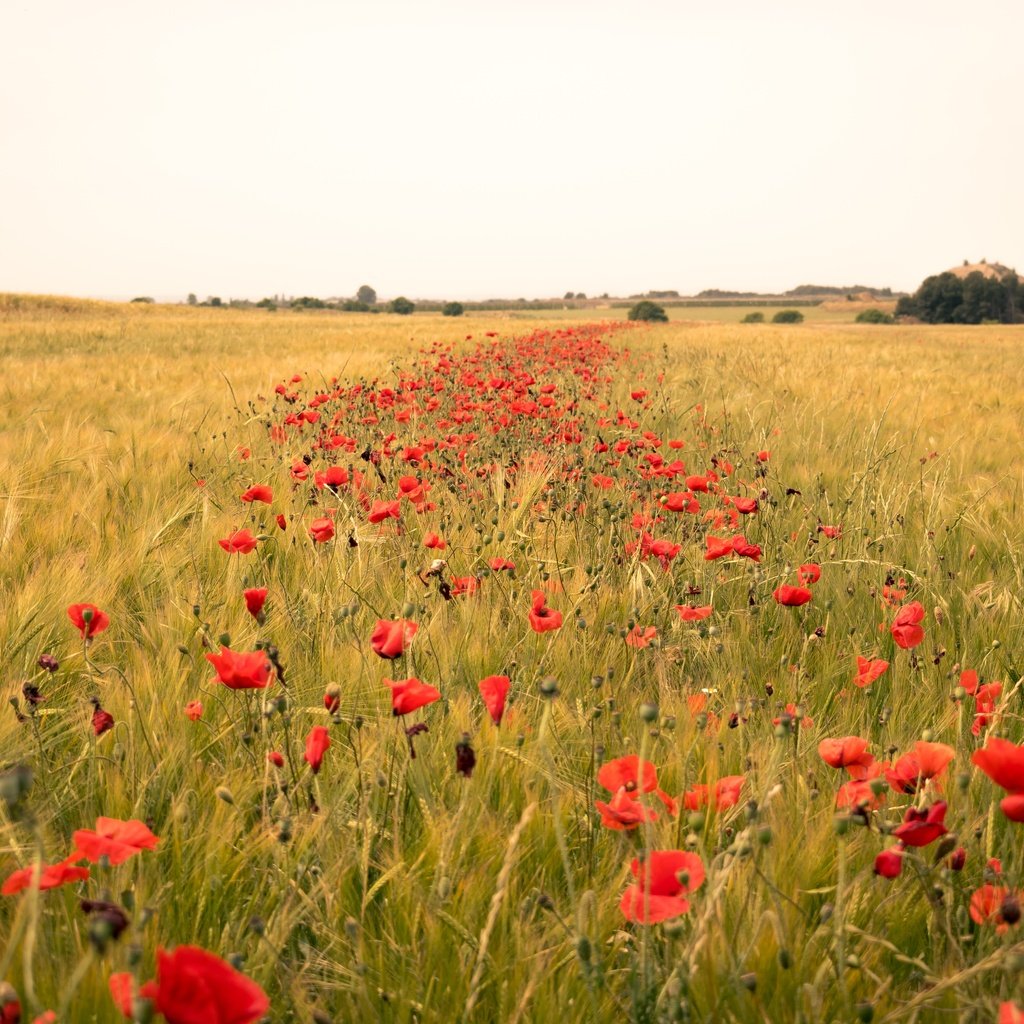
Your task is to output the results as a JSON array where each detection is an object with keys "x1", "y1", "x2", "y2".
[
  {"x1": 304, "y1": 726, "x2": 331, "y2": 774},
  {"x1": 240, "y1": 485, "x2": 273, "y2": 504},
  {"x1": 528, "y1": 590, "x2": 563, "y2": 633},
  {"x1": 853, "y1": 656, "x2": 889, "y2": 688},
  {"x1": 184, "y1": 700, "x2": 204, "y2": 722},
  {"x1": 890, "y1": 602, "x2": 925, "y2": 650},
  {"x1": 309, "y1": 517, "x2": 335, "y2": 543},
  {"x1": 596, "y1": 787, "x2": 659, "y2": 830},
  {"x1": 91, "y1": 699, "x2": 115, "y2": 737},
  {"x1": 884, "y1": 741, "x2": 954, "y2": 795},
  {"x1": 72, "y1": 817, "x2": 159, "y2": 865},
  {"x1": 797, "y1": 563, "x2": 821, "y2": 585},
  {"x1": 682, "y1": 775, "x2": 745, "y2": 812},
  {"x1": 205, "y1": 647, "x2": 274, "y2": 690},
  {"x1": 892, "y1": 800, "x2": 948, "y2": 847},
  {"x1": 243, "y1": 587, "x2": 268, "y2": 619},
  {"x1": 874, "y1": 845, "x2": 904, "y2": 878},
  {"x1": 67, "y1": 603, "x2": 110, "y2": 639},
  {"x1": 818, "y1": 737, "x2": 874, "y2": 777},
  {"x1": 620, "y1": 850, "x2": 706, "y2": 924},
  {"x1": 625, "y1": 625, "x2": 657, "y2": 648},
  {"x1": 478, "y1": 675, "x2": 510, "y2": 726},
  {"x1": 773, "y1": 585, "x2": 812, "y2": 607},
  {"x1": 2, "y1": 858, "x2": 90, "y2": 895},
  {"x1": 218, "y1": 529, "x2": 260, "y2": 555},
  {"x1": 675, "y1": 604, "x2": 712, "y2": 621},
  {"x1": 385, "y1": 677, "x2": 441, "y2": 716},
  {"x1": 370, "y1": 618, "x2": 418, "y2": 659}
]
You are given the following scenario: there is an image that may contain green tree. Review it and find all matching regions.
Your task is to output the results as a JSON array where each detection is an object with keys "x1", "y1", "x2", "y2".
[
  {"x1": 390, "y1": 296, "x2": 415, "y2": 315},
  {"x1": 356, "y1": 285, "x2": 377, "y2": 305},
  {"x1": 741, "y1": 312, "x2": 764, "y2": 323},
  {"x1": 187, "y1": 293, "x2": 197, "y2": 306},
  {"x1": 627, "y1": 300, "x2": 668, "y2": 322},
  {"x1": 442, "y1": 301, "x2": 464, "y2": 317},
  {"x1": 855, "y1": 308, "x2": 893, "y2": 324},
  {"x1": 771, "y1": 309, "x2": 804, "y2": 324}
]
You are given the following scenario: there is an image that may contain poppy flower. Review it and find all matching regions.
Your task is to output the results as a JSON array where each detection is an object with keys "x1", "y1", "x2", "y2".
[
  {"x1": 309, "y1": 517, "x2": 335, "y2": 543},
  {"x1": 818, "y1": 524, "x2": 842, "y2": 539},
  {"x1": 675, "y1": 604, "x2": 712, "y2": 621},
  {"x1": 662, "y1": 491, "x2": 700, "y2": 514},
  {"x1": 489, "y1": 557, "x2": 515, "y2": 572},
  {"x1": 772, "y1": 703, "x2": 813, "y2": 729},
  {"x1": 67, "y1": 603, "x2": 110, "y2": 639},
  {"x1": 818, "y1": 737, "x2": 874, "y2": 777},
  {"x1": 797, "y1": 563, "x2": 821, "y2": 585},
  {"x1": 451, "y1": 576, "x2": 479, "y2": 597},
  {"x1": 112, "y1": 945, "x2": 269, "y2": 1024},
  {"x1": 682, "y1": 775, "x2": 744, "y2": 812},
  {"x1": 972, "y1": 736, "x2": 1024, "y2": 794},
  {"x1": 884, "y1": 741, "x2": 954, "y2": 795},
  {"x1": 597, "y1": 755, "x2": 677, "y2": 814},
  {"x1": 205, "y1": 646, "x2": 274, "y2": 690},
  {"x1": 890, "y1": 602, "x2": 925, "y2": 649},
  {"x1": 184, "y1": 700, "x2": 203, "y2": 722},
  {"x1": 92, "y1": 703, "x2": 115, "y2": 736},
  {"x1": 385, "y1": 677, "x2": 441, "y2": 716},
  {"x1": 240, "y1": 484, "x2": 273, "y2": 504},
  {"x1": 773, "y1": 585, "x2": 812, "y2": 607},
  {"x1": 423, "y1": 532, "x2": 447, "y2": 550},
  {"x1": 873, "y1": 845, "x2": 904, "y2": 879},
  {"x1": 370, "y1": 618, "x2": 418, "y2": 659},
  {"x1": 72, "y1": 817, "x2": 159, "y2": 865},
  {"x1": 732, "y1": 497, "x2": 759, "y2": 515},
  {"x1": 478, "y1": 675, "x2": 510, "y2": 725},
  {"x1": 836, "y1": 776, "x2": 885, "y2": 812},
  {"x1": 972, "y1": 681, "x2": 1003, "y2": 736},
  {"x1": 620, "y1": 850, "x2": 706, "y2": 924},
  {"x1": 731, "y1": 535, "x2": 762, "y2": 562},
  {"x1": 218, "y1": 529, "x2": 260, "y2": 555},
  {"x1": 304, "y1": 726, "x2": 331, "y2": 774},
  {"x1": 2, "y1": 858, "x2": 90, "y2": 896},
  {"x1": 625, "y1": 625, "x2": 657, "y2": 649},
  {"x1": 704, "y1": 535, "x2": 734, "y2": 561},
  {"x1": 314, "y1": 466, "x2": 349, "y2": 491},
  {"x1": 892, "y1": 800, "x2": 947, "y2": 847},
  {"x1": 275, "y1": 513, "x2": 287, "y2": 531},
  {"x1": 596, "y1": 787, "x2": 660, "y2": 831},
  {"x1": 528, "y1": 590, "x2": 563, "y2": 633},
  {"x1": 1000, "y1": 1003, "x2": 1024, "y2": 1024},
  {"x1": 368, "y1": 499, "x2": 401, "y2": 524},
  {"x1": 267, "y1": 751, "x2": 284, "y2": 768},
  {"x1": 243, "y1": 587, "x2": 267, "y2": 619},
  {"x1": 853, "y1": 656, "x2": 889, "y2": 688},
  {"x1": 970, "y1": 884, "x2": 1020, "y2": 933}
]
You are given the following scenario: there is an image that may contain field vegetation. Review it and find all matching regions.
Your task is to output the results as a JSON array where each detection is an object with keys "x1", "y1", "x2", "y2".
[{"x1": 1, "y1": 299, "x2": 1023, "y2": 1022}]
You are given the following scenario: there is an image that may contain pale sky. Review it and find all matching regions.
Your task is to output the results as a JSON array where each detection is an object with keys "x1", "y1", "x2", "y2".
[{"x1": 2, "y1": 0, "x2": 1022, "y2": 301}]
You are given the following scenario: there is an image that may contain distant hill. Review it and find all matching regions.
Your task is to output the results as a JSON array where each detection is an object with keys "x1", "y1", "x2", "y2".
[{"x1": 944, "y1": 260, "x2": 1019, "y2": 281}]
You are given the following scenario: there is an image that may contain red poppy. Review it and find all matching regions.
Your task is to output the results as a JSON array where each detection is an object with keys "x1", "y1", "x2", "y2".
[
  {"x1": 267, "y1": 751, "x2": 284, "y2": 768},
  {"x1": 682, "y1": 775, "x2": 744, "y2": 812},
  {"x1": 240, "y1": 484, "x2": 273, "y2": 504},
  {"x1": 423, "y1": 532, "x2": 447, "y2": 549},
  {"x1": 275, "y1": 513, "x2": 287, "y2": 531},
  {"x1": 675, "y1": 604, "x2": 712, "y2": 621},
  {"x1": 704, "y1": 535, "x2": 734, "y2": 561},
  {"x1": 370, "y1": 618, "x2": 418, "y2": 659},
  {"x1": 309, "y1": 517, "x2": 335, "y2": 543},
  {"x1": 67, "y1": 603, "x2": 110, "y2": 639},
  {"x1": 625, "y1": 625, "x2": 657, "y2": 649},
  {"x1": 72, "y1": 817, "x2": 159, "y2": 865},
  {"x1": 818, "y1": 737, "x2": 874, "y2": 777},
  {"x1": 243, "y1": 587, "x2": 267, "y2": 619},
  {"x1": 797, "y1": 563, "x2": 821, "y2": 585},
  {"x1": 184, "y1": 700, "x2": 203, "y2": 722},
  {"x1": 218, "y1": 529, "x2": 260, "y2": 555},
  {"x1": 972, "y1": 736, "x2": 1024, "y2": 793},
  {"x1": 873, "y1": 845, "x2": 904, "y2": 879},
  {"x1": 732, "y1": 497, "x2": 759, "y2": 515},
  {"x1": 972, "y1": 681, "x2": 1002, "y2": 736},
  {"x1": 205, "y1": 646, "x2": 274, "y2": 690},
  {"x1": 837, "y1": 778, "x2": 885, "y2": 812},
  {"x1": 478, "y1": 675, "x2": 510, "y2": 725},
  {"x1": 818, "y1": 524, "x2": 842, "y2": 539},
  {"x1": 1000, "y1": 794, "x2": 1024, "y2": 822},
  {"x1": 489, "y1": 557, "x2": 515, "y2": 572},
  {"x1": 451, "y1": 576, "x2": 479, "y2": 597},
  {"x1": 528, "y1": 590, "x2": 563, "y2": 633},
  {"x1": 970, "y1": 884, "x2": 1020, "y2": 933},
  {"x1": 892, "y1": 800, "x2": 947, "y2": 847},
  {"x1": 112, "y1": 945, "x2": 269, "y2": 1024},
  {"x1": 773, "y1": 585, "x2": 812, "y2": 607},
  {"x1": 890, "y1": 602, "x2": 925, "y2": 649},
  {"x1": 597, "y1": 755, "x2": 677, "y2": 814},
  {"x1": 92, "y1": 704, "x2": 115, "y2": 736},
  {"x1": 731, "y1": 535, "x2": 762, "y2": 561},
  {"x1": 1000, "y1": 1003, "x2": 1024, "y2": 1024},
  {"x1": 2, "y1": 858, "x2": 90, "y2": 896},
  {"x1": 385, "y1": 677, "x2": 441, "y2": 716},
  {"x1": 853, "y1": 656, "x2": 889, "y2": 688},
  {"x1": 304, "y1": 726, "x2": 331, "y2": 774},
  {"x1": 772, "y1": 703, "x2": 813, "y2": 728},
  {"x1": 620, "y1": 850, "x2": 706, "y2": 924},
  {"x1": 368, "y1": 499, "x2": 401, "y2": 524},
  {"x1": 884, "y1": 741, "x2": 954, "y2": 795},
  {"x1": 596, "y1": 787, "x2": 660, "y2": 831}
]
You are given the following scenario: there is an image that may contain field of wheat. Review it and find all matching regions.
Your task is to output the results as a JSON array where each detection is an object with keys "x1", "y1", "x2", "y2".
[{"x1": 1, "y1": 299, "x2": 1023, "y2": 1023}]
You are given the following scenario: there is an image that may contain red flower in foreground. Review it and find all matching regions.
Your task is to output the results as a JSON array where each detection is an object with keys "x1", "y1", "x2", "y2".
[
  {"x1": 111, "y1": 945, "x2": 269, "y2": 1024},
  {"x1": 773, "y1": 584, "x2": 812, "y2": 607},
  {"x1": 818, "y1": 737, "x2": 874, "y2": 777},
  {"x1": 625, "y1": 625, "x2": 657, "y2": 648},
  {"x1": 892, "y1": 800, "x2": 948, "y2": 847},
  {"x1": 243, "y1": 587, "x2": 268, "y2": 619},
  {"x1": 596, "y1": 788, "x2": 660, "y2": 831},
  {"x1": 205, "y1": 647, "x2": 274, "y2": 690},
  {"x1": 489, "y1": 557, "x2": 515, "y2": 572},
  {"x1": 675, "y1": 604, "x2": 712, "y2": 622},
  {"x1": 874, "y1": 845, "x2": 904, "y2": 879},
  {"x1": 797, "y1": 563, "x2": 821, "y2": 585},
  {"x1": 368, "y1": 499, "x2": 401, "y2": 524},
  {"x1": 184, "y1": 700, "x2": 204, "y2": 722},
  {"x1": 309, "y1": 517, "x2": 335, "y2": 543},
  {"x1": 1001, "y1": 1004, "x2": 1024, "y2": 1024},
  {"x1": 304, "y1": 726, "x2": 331, "y2": 774},
  {"x1": 478, "y1": 675, "x2": 510, "y2": 725},
  {"x1": 890, "y1": 601, "x2": 925, "y2": 649},
  {"x1": 972, "y1": 736, "x2": 1024, "y2": 794},
  {"x1": 682, "y1": 775, "x2": 745, "y2": 812},
  {"x1": 385, "y1": 677, "x2": 441, "y2": 716},
  {"x1": 68, "y1": 603, "x2": 110, "y2": 639},
  {"x1": 620, "y1": 850, "x2": 706, "y2": 923},
  {"x1": 970, "y1": 884, "x2": 1021, "y2": 934},
  {"x1": 370, "y1": 618, "x2": 418, "y2": 659},
  {"x1": 218, "y1": 529, "x2": 260, "y2": 555},
  {"x1": 240, "y1": 484, "x2": 273, "y2": 504},
  {"x1": 72, "y1": 817, "x2": 159, "y2": 865},
  {"x1": 885, "y1": 741, "x2": 954, "y2": 795},
  {"x1": 2, "y1": 858, "x2": 90, "y2": 896},
  {"x1": 853, "y1": 656, "x2": 889, "y2": 688},
  {"x1": 597, "y1": 755, "x2": 677, "y2": 814},
  {"x1": 528, "y1": 590, "x2": 563, "y2": 633},
  {"x1": 423, "y1": 532, "x2": 446, "y2": 550}
]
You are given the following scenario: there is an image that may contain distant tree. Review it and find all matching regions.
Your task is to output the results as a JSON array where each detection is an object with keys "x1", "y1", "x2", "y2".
[
  {"x1": 341, "y1": 300, "x2": 370, "y2": 312},
  {"x1": 130, "y1": 296, "x2": 155, "y2": 303},
  {"x1": 895, "y1": 271, "x2": 1021, "y2": 324},
  {"x1": 256, "y1": 298, "x2": 277, "y2": 311},
  {"x1": 356, "y1": 285, "x2": 377, "y2": 305},
  {"x1": 290, "y1": 296, "x2": 326, "y2": 309},
  {"x1": 208, "y1": 297, "x2": 222, "y2": 307},
  {"x1": 627, "y1": 300, "x2": 668, "y2": 323},
  {"x1": 855, "y1": 308, "x2": 893, "y2": 324},
  {"x1": 575, "y1": 292, "x2": 587, "y2": 300},
  {"x1": 741, "y1": 311, "x2": 765, "y2": 323},
  {"x1": 442, "y1": 301, "x2": 464, "y2": 317},
  {"x1": 564, "y1": 291, "x2": 575, "y2": 300},
  {"x1": 771, "y1": 309, "x2": 804, "y2": 323},
  {"x1": 390, "y1": 296, "x2": 415, "y2": 315},
  {"x1": 187, "y1": 293, "x2": 198, "y2": 306}
]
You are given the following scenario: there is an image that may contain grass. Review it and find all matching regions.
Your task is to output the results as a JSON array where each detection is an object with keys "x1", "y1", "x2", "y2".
[{"x1": 1, "y1": 299, "x2": 1023, "y2": 1023}]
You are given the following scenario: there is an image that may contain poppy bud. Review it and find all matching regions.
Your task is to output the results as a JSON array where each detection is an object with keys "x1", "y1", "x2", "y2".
[
  {"x1": 948, "y1": 847, "x2": 967, "y2": 871},
  {"x1": 639, "y1": 703, "x2": 659, "y2": 723},
  {"x1": 37, "y1": 653, "x2": 59, "y2": 673},
  {"x1": 856, "y1": 1003, "x2": 874, "y2": 1023},
  {"x1": 216, "y1": 786, "x2": 235, "y2": 804},
  {"x1": 455, "y1": 735, "x2": 476, "y2": 778},
  {"x1": 323, "y1": 684, "x2": 341, "y2": 714},
  {"x1": 740, "y1": 973, "x2": 757, "y2": 992},
  {"x1": 1002, "y1": 895, "x2": 1022, "y2": 926},
  {"x1": 874, "y1": 846, "x2": 904, "y2": 879}
]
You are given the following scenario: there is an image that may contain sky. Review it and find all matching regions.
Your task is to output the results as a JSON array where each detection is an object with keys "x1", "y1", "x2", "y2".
[{"x1": 2, "y1": 0, "x2": 1022, "y2": 302}]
